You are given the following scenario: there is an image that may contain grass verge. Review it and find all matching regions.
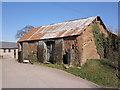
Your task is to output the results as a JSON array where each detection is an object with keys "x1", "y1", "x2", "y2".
[{"x1": 34, "y1": 59, "x2": 120, "y2": 88}]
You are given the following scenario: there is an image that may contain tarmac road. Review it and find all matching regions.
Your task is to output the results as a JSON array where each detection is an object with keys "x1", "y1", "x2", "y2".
[{"x1": 2, "y1": 58, "x2": 100, "y2": 88}]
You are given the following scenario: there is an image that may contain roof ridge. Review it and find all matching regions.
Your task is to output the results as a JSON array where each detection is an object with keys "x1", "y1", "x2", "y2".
[{"x1": 39, "y1": 16, "x2": 98, "y2": 27}]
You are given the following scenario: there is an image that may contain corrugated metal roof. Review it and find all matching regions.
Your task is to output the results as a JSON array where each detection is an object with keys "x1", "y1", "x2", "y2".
[
  {"x1": 18, "y1": 16, "x2": 97, "y2": 42},
  {"x1": 0, "y1": 41, "x2": 18, "y2": 49}
]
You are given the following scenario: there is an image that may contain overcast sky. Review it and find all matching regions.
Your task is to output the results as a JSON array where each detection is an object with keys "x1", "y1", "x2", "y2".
[{"x1": 2, "y1": 2, "x2": 118, "y2": 42}]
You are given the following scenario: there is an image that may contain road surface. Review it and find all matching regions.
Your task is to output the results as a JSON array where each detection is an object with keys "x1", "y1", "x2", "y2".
[{"x1": 2, "y1": 58, "x2": 100, "y2": 88}]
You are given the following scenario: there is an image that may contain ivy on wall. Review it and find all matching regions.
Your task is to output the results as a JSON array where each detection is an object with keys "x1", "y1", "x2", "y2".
[
  {"x1": 104, "y1": 31, "x2": 119, "y2": 62},
  {"x1": 92, "y1": 22, "x2": 119, "y2": 63},
  {"x1": 92, "y1": 22, "x2": 105, "y2": 58}
]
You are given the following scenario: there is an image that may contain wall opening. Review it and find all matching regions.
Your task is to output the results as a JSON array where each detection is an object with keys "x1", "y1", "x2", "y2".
[
  {"x1": 14, "y1": 49, "x2": 16, "y2": 58},
  {"x1": 63, "y1": 52, "x2": 69, "y2": 64},
  {"x1": 45, "y1": 41, "x2": 55, "y2": 64},
  {"x1": 8, "y1": 49, "x2": 11, "y2": 53},
  {"x1": 4, "y1": 49, "x2": 6, "y2": 53}
]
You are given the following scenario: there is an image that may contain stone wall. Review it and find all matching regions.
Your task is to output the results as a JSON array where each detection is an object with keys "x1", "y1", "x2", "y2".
[
  {"x1": 63, "y1": 36, "x2": 82, "y2": 66},
  {"x1": 22, "y1": 41, "x2": 38, "y2": 62},
  {"x1": 22, "y1": 42, "x2": 28, "y2": 60},
  {"x1": 54, "y1": 39, "x2": 63, "y2": 64},
  {"x1": 38, "y1": 41, "x2": 47, "y2": 63},
  {"x1": 63, "y1": 23, "x2": 101, "y2": 66},
  {"x1": 80, "y1": 23, "x2": 100, "y2": 66},
  {"x1": 28, "y1": 41, "x2": 38, "y2": 62}
]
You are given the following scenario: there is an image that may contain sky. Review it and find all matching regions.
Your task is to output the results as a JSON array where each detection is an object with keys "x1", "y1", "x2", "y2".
[{"x1": 2, "y1": 2, "x2": 118, "y2": 42}]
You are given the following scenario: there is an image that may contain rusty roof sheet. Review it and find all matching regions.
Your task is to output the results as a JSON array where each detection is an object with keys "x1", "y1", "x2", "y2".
[{"x1": 18, "y1": 16, "x2": 97, "y2": 42}]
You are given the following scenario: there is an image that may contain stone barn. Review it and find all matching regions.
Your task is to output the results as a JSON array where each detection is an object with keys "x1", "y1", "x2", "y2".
[{"x1": 17, "y1": 16, "x2": 119, "y2": 66}]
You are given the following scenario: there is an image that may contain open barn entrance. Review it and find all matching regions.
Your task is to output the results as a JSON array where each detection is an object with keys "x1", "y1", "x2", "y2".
[
  {"x1": 63, "y1": 51, "x2": 70, "y2": 64},
  {"x1": 45, "y1": 41, "x2": 55, "y2": 64}
]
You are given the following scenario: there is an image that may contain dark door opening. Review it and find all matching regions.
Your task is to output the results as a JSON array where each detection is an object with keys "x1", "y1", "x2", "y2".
[
  {"x1": 45, "y1": 41, "x2": 55, "y2": 64},
  {"x1": 63, "y1": 52, "x2": 69, "y2": 64},
  {"x1": 14, "y1": 49, "x2": 16, "y2": 58}
]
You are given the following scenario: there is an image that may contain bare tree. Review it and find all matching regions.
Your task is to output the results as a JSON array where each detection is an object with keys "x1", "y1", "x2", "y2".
[{"x1": 16, "y1": 25, "x2": 34, "y2": 39}]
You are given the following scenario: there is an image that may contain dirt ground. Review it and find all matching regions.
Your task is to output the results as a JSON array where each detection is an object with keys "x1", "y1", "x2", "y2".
[{"x1": 2, "y1": 58, "x2": 100, "y2": 88}]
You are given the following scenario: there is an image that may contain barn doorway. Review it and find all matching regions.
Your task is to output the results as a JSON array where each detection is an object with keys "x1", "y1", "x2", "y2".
[
  {"x1": 45, "y1": 41, "x2": 55, "y2": 63},
  {"x1": 63, "y1": 51, "x2": 70, "y2": 64}
]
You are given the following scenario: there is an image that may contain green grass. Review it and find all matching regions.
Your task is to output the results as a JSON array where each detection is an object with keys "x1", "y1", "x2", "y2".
[{"x1": 34, "y1": 59, "x2": 120, "y2": 88}]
